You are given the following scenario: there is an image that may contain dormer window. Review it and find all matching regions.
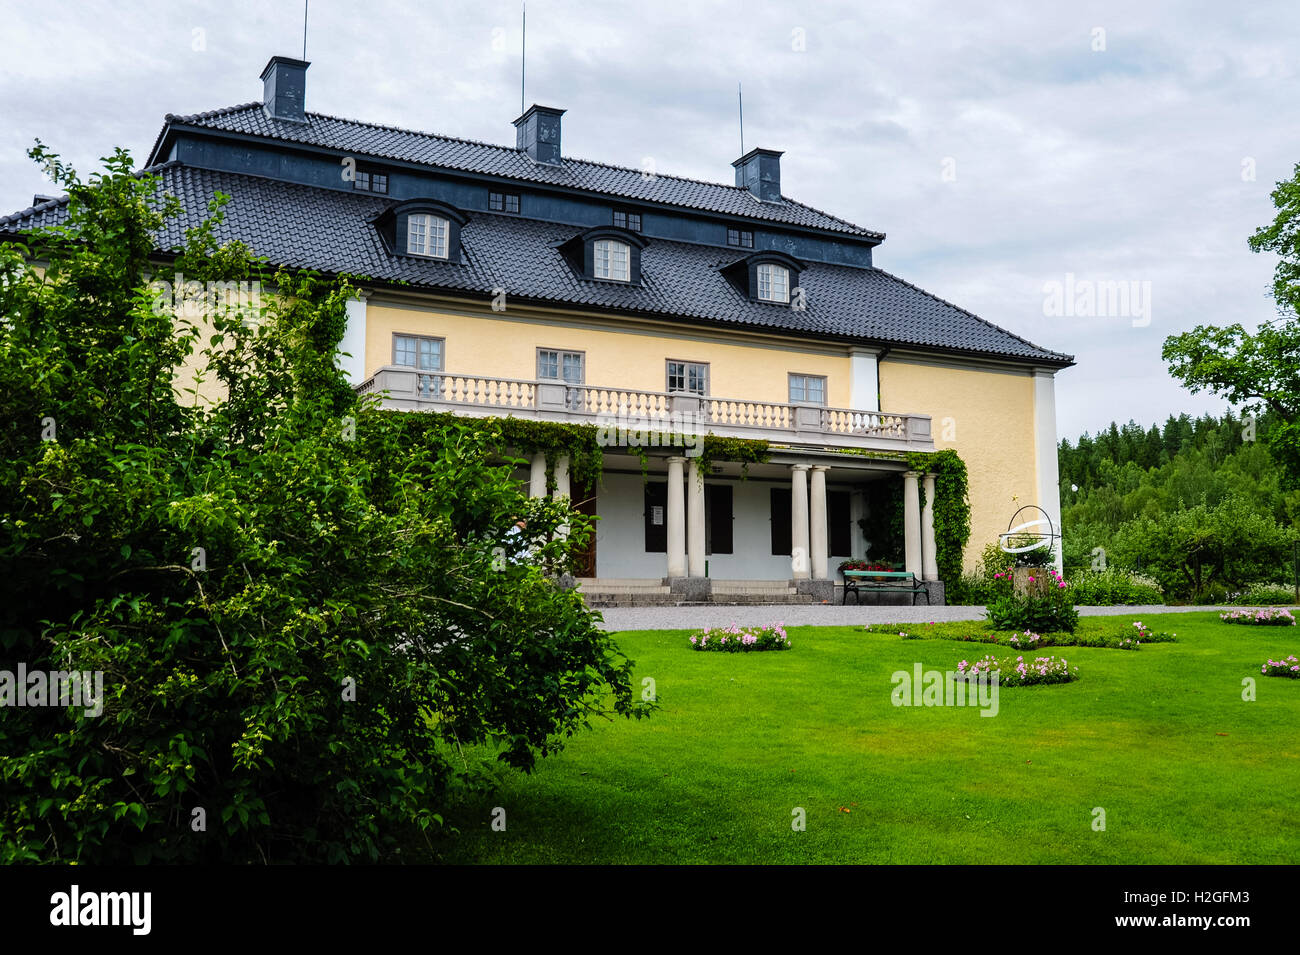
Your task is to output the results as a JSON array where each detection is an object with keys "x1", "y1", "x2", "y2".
[
  {"x1": 593, "y1": 238, "x2": 631, "y2": 282},
  {"x1": 757, "y1": 262, "x2": 790, "y2": 303},
  {"x1": 376, "y1": 199, "x2": 468, "y2": 262},
  {"x1": 557, "y1": 226, "x2": 647, "y2": 284},
  {"x1": 718, "y1": 250, "x2": 803, "y2": 304},
  {"x1": 727, "y1": 228, "x2": 754, "y2": 248},
  {"x1": 407, "y1": 213, "x2": 449, "y2": 259}
]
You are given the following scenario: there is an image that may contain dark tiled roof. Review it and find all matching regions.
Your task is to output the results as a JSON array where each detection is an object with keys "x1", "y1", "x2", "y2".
[
  {"x1": 152, "y1": 103, "x2": 882, "y2": 239},
  {"x1": 0, "y1": 163, "x2": 1073, "y2": 366}
]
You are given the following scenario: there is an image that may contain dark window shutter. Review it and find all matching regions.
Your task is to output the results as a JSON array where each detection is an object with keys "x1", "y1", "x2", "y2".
[
  {"x1": 644, "y1": 482, "x2": 667, "y2": 553},
  {"x1": 770, "y1": 487, "x2": 791, "y2": 555},
  {"x1": 706, "y1": 485, "x2": 733, "y2": 555},
  {"x1": 829, "y1": 491, "x2": 851, "y2": 556}
]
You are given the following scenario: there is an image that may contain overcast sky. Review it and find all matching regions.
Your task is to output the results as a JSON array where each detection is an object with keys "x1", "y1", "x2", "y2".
[{"x1": 3, "y1": 0, "x2": 1296, "y2": 441}]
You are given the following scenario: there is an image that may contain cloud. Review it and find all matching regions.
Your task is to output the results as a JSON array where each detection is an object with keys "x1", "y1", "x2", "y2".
[{"x1": 1, "y1": 0, "x2": 1293, "y2": 439}]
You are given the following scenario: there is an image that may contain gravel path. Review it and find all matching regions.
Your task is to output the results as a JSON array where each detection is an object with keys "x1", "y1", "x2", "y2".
[{"x1": 595, "y1": 604, "x2": 1234, "y2": 631}]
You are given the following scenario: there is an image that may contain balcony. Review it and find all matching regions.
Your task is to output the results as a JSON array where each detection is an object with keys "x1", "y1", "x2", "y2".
[{"x1": 356, "y1": 366, "x2": 934, "y2": 452}]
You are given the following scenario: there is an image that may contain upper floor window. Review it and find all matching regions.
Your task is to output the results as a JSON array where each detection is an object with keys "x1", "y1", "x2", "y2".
[
  {"x1": 407, "y1": 213, "x2": 449, "y2": 259},
  {"x1": 538, "y1": 348, "x2": 585, "y2": 383},
  {"x1": 756, "y1": 263, "x2": 790, "y2": 303},
  {"x1": 789, "y1": 373, "x2": 826, "y2": 405},
  {"x1": 393, "y1": 333, "x2": 443, "y2": 371},
  {"x1": 354, "y1": 170, "x2": 389, "y2": 194},
  {"x1": 727, "y1": 228, "x2": 753, "y2": 248},
  {"x1": 667, "y1": 360, "x2": 709, "y2": 395},
  {"x1": 489, "y1": 191, "x2": 521, "y2": 214},
  {"x1": 613, "y1": 209, "x2": 642, "y2": 232},
  {"x1": 592, "y1": 238, "x2": 631, "y2": 282}
]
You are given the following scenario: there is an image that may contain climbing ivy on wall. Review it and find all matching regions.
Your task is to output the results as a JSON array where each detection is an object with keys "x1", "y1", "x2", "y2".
[
  {"x1": 371, "y1": 409, "x2": 771, "y2": 487},
  {"x1": 371, "y1": 408, "x2": 966, "y2": 581},
  {"x1": 854, "y1": 449, "x2": 971, "y2": 582},
  {"x1": 907, "y1": 449, "x2": 971, "y2": 585}
]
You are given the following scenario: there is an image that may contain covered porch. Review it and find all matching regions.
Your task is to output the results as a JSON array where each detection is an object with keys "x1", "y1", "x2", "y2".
[{"x1": 520, "y1": 449, "x2": 945, "y2": 606}]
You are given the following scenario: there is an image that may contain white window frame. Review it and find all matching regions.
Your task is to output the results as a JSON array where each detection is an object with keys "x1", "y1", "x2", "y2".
[
  {"x1": 757, "y1": 263, "x2": 790, "y2": 303},
  {"x1": 592, "y1": 238, "x2": 631, "y2": 282},
  {"x1": 393, "y1": 334, "x2": 444, "y2": 371},
  {"x1": 407, "y1": 213, "x2": 449, "y2": 259},
  {"x1": 789, "y1": 373, "x2": 827, "y2": 405},
  {"x1": 667, "y1": 360, "x2": 710, "y2": 396}
]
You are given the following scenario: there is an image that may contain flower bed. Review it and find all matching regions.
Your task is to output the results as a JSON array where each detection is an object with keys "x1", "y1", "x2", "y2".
[
  {"x1": 955, "y1": 654, "x2": 1078, "y2": 687},
  {"x1": 690, "y1": 623, "x2": 790, "y2": 652},
  {"x1": 838, "y1": 560, "x2": 895, "y2": 573},
  {"x1": 1261, "y1": 655, "x2": 1300, "y2": 678},
  {"x1": 1221, "y1": 608, "x2": 1296, "y2": 626},
  {"x1": 867, "y1": 619, "x2": 1174, "y2": 650}
]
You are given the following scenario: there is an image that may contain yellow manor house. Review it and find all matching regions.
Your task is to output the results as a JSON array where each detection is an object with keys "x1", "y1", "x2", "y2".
[{"x1": 1, "y1": 55, "x2": 1073, "y2": 606}]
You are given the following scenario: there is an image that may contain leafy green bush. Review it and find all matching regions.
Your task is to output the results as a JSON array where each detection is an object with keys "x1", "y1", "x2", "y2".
[
  {"x1": 985, "y1": 569, "x2": 1079, "y2": 633},
  {"x1": 1112, "y1": 498, "x2": 1295, "y2": 601},
  {"x1": 1232, "y1": 584, "x2": 1297, "y2": 606},
  {"x1": 0, "y1": 147, "x2": 649, "y2": 864},
  {"x1": 1066, "y1": 568, "x2": 1164, "y2": 605}
]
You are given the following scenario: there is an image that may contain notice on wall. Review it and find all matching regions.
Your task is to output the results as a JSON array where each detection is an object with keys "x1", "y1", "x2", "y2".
[{"x1": 651, "y1": 506, "x2": 664, "y2": 526}]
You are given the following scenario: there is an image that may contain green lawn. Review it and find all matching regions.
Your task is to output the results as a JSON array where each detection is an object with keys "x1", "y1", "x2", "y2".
[{"x1": 437, "y1": 613, "x2": 1300, "y2": 863}]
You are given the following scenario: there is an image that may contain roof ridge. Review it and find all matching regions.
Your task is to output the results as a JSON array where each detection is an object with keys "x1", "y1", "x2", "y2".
[
  {"x1": 163, "y1": 103, "x2": 879, "y2": 236},
  {"x1": 870, "y1": 264, "x2": 1074, "y2": 363}
]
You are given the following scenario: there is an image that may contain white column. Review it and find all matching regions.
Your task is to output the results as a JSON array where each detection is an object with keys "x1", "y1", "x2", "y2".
[
  {"x1": 687, "y1": 459, "x2": 706, "y2": 577},
  {"x1": 849, "y1": 347, "x2": 881, "y2": 413},
  {"x1": 849, "y1": 489, "x2": 866, "y2": 560},
  {"x1": 791, "y1": 465, "x2": 810, "y2": 580},
  {"x1": 340, "y1": 290, "x2": 370, "y2": 385},
  {"x1": 666, "y1": 456, "x2": 687, "y2": 578},
  {"x1": 921, "y1": 472, "x2": 939, "y2": 581},
  {"x1": 809, "y1": 466, "x2": 829, "y2": 579},
  {"x1": 903, "y1": 470, "x2": 922, "y2": 578},
  {"x1": 529, "y1": 453, "x2": 547, "y2": 498},
  {"x1": 551, "y1": 455, "x2": 570, "y2": 501},
  {"x1": 1032, "y1": 369, "x2": 1064, "y2": 574}
]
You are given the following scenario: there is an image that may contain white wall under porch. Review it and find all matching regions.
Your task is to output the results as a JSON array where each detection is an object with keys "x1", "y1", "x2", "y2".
[{"x1": 594, "y1": 469, "x2": 855, "y2": 580}]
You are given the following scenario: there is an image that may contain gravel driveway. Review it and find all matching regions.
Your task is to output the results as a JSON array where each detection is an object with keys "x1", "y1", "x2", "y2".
[{"x1": 595, "y1": 604, "x2": 1233, "y2": 631}]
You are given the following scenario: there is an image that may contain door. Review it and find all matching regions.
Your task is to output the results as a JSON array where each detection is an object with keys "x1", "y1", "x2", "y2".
[{"x1": 571, "y1": 477, "x2": 598, "y2": 577}]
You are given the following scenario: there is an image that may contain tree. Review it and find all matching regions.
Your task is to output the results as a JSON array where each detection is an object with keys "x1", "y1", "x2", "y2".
[
  {"x1": 1163, "y1": 163, "x2": 1300, "y2": 489},
  {"x1": 0, "y1": 147, "x2": 649, "y2": 863},
  {"x1": 1112, "y1": 498, "x2": 1293, "y2": 599}
]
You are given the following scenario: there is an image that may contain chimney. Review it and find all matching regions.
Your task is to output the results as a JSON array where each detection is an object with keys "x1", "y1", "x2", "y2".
[
  {"x1": 261, "y1": 55, "x2": 310, "y2": 123},
  {"x1": 732, "y1": 148, "x2": 783, "y2": 202},
  {"x1": 513, "y1": 104, "x2": 565, "y2": 165}
]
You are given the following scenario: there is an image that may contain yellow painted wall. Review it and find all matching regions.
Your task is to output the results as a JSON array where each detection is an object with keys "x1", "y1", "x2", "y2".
[
  {"x1": 364, "y1": 301, "x2": 851, "y2": 407},
  {"x1": 879, "y1": 359, "x2": 1040, "y2": 571}
]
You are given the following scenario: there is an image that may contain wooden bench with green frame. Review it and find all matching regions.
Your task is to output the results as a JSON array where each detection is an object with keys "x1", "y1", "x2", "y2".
[{"x1": 839, "y1": 563, "x2": 931, "y2": 606}]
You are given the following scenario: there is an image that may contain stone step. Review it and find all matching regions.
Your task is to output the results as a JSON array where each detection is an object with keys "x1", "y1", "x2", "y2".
[{"x1": 583, "y1": 592, "x2": 817, "y2": 608}]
